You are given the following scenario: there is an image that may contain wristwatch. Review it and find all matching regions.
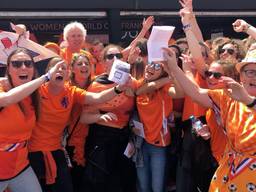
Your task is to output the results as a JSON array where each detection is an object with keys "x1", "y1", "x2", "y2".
[
  {"x1": 114, "y1": 86, "x2": 123, "y2": 94},
  {"x1": 246, "y1": 98, "x2": 256, "y2": 108}
]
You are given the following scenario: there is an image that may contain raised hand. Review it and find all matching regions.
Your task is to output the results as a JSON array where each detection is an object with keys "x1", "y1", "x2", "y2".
[
  {"x1": 142, "y1": 16, "x2": 154, "y2": 32},
  {"x1": 47, "y1": 60, "x2": 66, "y2": 81},
  {"x1": 232, "y1": 19, "x2": 250, "y2": 33},
  {"x1": 179, "y1": 8, "x2": 193, "y2": 25},
  {"x1": 222, "y1": 76, "x2": 252, "y2": 103},
  {"x1": 179, "y1": 0, "x2": 193, "y2": 12}
]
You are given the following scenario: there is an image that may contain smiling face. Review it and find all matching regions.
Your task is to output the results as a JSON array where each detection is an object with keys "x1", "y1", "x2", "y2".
[
  {"x1": 219, "y1": 43, "x2": 237, "y2": 60},
  {"x1": 66, "y1": 27, "x2": 85, "y2": 50},
  {"x1": 240, "y1": 63, "x2": 256, "y2": 96},
  {"x1": 144, "y1": 63, "x2": 163, "y2": 82},
  {"x1": 7, "y1": 52, "x2": 35, "y2": 87},
  {"x1": 104, "y1": 47, "x2": 123, "y2": 74},
  {"x1": 72, "y1": 55, "x2": 91, "y2": 82},
  {"x1": 206, "y1": 62, "x2": 224, "y2": 89}
]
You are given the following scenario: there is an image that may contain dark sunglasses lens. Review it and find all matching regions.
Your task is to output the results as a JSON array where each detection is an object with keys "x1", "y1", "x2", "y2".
[
  {"x1": 24, "y1": 60, "x2": 33, "y2": 68},
  {"x1": 11, "y1": 61, "x2": 22, "y2": 68},
  {"x1": 106, "y1": 54, "x2": 114, "y2": 60},
  {"x1": 11, "y1": 60, "x2": 33, "y2": 68},
  {"x1": 219, "y1": 49, "x2": 225, "y2": 54},
  {"x1": 115, "y1": 53, "x2": 123, "y2": 59},
  {"x1": 227, "y1": 49, "x2": 234, "y2": 55},
  {"x1": 213, "y1": 73, "x2": 222, "y2": 79},
  {"x1": 205, "y1": 71, "x2": 212, "y2": 77}
]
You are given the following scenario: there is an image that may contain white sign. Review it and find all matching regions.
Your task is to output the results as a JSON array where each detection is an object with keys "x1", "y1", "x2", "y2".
[
  {"x1": 147, "y1": 26, "x2": 175, "y2": 63},
  {"x1": 108, "y1": 59, "x2": 130, "y2": 85}
]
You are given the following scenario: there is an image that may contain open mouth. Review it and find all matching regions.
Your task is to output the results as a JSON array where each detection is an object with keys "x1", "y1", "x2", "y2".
[
  {"x1": 19, "y1": 75, "x2": 28, "y2": 80},
  {"x1": 56, "y1": 76, "x2": 64, "y2": 81},
  {"x1": 249, "y1": 83, "x2": 256, "y2": 87}
]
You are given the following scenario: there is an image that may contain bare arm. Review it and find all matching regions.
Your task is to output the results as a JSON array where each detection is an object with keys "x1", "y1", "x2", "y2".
[
  {"x1": 180, "y1": 8, "x2": 207, "y2": 76},
  {"x1": 162, "y1": 48, "x2": 212, "y2": 108},
  {"x1": 80, "y1": 110, "x2": 117, "y2": 124},
  {"x1": 233, "y1": 19, "x2": 256, "y2": 40},
  {"x1": 0, "y1": 61, "x2": 64, "y2": 107},
  {"x1": 179, "y1": 0, "x2": 204, "y2": 42},
  {"x1": 136, "y1": 77, "x2": 171, "y2": 95}
]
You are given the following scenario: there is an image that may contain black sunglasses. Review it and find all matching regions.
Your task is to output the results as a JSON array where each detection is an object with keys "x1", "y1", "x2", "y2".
[
  {"x1": 219, "y1": 48, "x2": 235, "y2": 55},
  {"x1": 11, "y1": 60, "x2": 33, "y2": 68},
  {"x1": 205, "y1": 71, "x2": 223, "y2": 79},
  {"x1": 105, "y1": 53, "x2": 123, "y2": 60}
]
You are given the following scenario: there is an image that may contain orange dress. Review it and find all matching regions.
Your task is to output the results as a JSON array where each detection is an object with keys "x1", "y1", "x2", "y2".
[
  {"x1": 136, "y1": 84, "x2": 173, "y2": 147},
  {"x1": 0, "y1": 87, "x2": 36, "y2": 180},
  {"x1": 208, "y1": 89, "x2": 256, "y2": 192}
]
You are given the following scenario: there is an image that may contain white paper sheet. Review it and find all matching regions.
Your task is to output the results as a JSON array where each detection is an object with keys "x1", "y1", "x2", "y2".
[
  {"x1": 147, "y1": 26, "x2": 175, "y2": 63},
  {"x1": 108, "y1": 59, "x2": 130, "y2": 85},
  {"x1": 132, "y1": 120, "x2": 145, "y2": 138}
]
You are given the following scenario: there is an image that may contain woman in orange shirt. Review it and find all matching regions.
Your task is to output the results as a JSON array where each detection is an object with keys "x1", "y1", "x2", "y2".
[
  {"x1": 135, "y1": 61, "x2": 183, "y2": 192},
  {"x1": 66, "y1": 53, "x2": 92, "y2": 191},
  {"x1": 79, "y1": 44, "x2": 137, "y2": 192},
  {"x1": 28, "y1": 56, "x2": 129, "y2": 192},
  {"x1": 0, "y1": 48, "x2": 61, "y2": 192},
  {"x1": 163, "y1": 48, "x2": 256, "y2": 192}
]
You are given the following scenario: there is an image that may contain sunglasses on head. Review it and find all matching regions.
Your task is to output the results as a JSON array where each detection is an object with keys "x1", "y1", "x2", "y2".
[
  {"x1": 219, "y1": 48, "x2": 235, "y2": 55},
  {"x1": 149, "y1": 63, "x2": 162, "y2": 71},
  {"x1": 205, "y1": 71, "x2": 223, "y2": 79},
  {"x1": 11, "y1": 60, "x2": 33, "y2": 68},
  {"x1": 105, "y1": 53, "x2": 123, "y2": 60}
]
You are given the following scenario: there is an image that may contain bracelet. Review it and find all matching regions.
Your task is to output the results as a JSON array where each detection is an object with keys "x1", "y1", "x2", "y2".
[
  {"x1": 183, "y1": 23, "x2": 191, "y2": 31},
  {"x1": 114, "y1": 86, "x2": 123, "y2": 94},
  {"x1": 246, "y1": 98, "x2": 256, "y2": 108},
  {"x1": 43, "y1": 72, "x2": 51, "y2": 82}
]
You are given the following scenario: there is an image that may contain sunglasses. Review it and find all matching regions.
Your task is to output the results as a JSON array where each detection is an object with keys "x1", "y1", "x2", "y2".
[
  {"x1": 219, "y1": 48, "x2": 235, "y2": 55},
  {"x1": 149, "y1": 63, "x2": 162, "y2": 71},
  {"x1": 11, "y1": 60, "x2": 33, "y2": 68},
  {"x1": 205, "y1": 71, "x2": 223, "y2": 79},
  {"x1": 105, "y1": 53, "x2": 123, "y2": 60},
  {"x1": 243, "y1": 69, "x2": 256, "y2": 78}
]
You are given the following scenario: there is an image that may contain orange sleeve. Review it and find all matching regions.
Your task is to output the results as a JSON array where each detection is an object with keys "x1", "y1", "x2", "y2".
[
  {"x1": 208, "y1": 89, "x2": 224, "y2": 108},
  {"x1": 73, "y1": 87, "x2": 87, "y2": 105}
]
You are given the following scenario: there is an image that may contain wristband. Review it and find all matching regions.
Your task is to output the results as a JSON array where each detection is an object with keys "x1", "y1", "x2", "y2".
[
  {"x1": 44, "y1": 72, "x2": 51, "y2": 82},
  {"x1": 114, "y1": 86, "x2": 123, "y2": 94},
  {"x1": 183, "y1": 24, "x2": 191, "y2": 31},
  {"x1": 246, "y1": 98, "x2": 256, "y2": 108}
]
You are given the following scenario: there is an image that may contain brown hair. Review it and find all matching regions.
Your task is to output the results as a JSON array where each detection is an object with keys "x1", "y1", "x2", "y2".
[
  {"x1": 102, "y1": 44, "x2": 123, "y2": 60},
  {"x1": 6, "y1": 48, "x2": 40, "y2": 119},
  {"x1": 70, "y1": 53, "x2": 91, "y2": 88}
]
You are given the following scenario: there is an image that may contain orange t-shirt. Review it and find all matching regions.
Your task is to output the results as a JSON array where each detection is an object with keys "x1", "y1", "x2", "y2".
[
  {"x1": 137, "y1": 84, "x2": 173, "y2": 147},
  {"x1": 0, "y1": 87, "x2": 36, "y2": 179},
  {"x1": 208, "y1": 89, "x2": 256, "y2": 155},
  {"x1": 206, "y1": 108, "x2": 227, "y2": 163},
  {"x1": 94, "y1": 61, "x2": 106, "y2": 76},
  {"x1": 28, "y1": 83, "x2": 86, "y2": 152},
  {"x1": 87, "y1": 74, "x2": 136, "y2": 128},
  {"x1": 182, "y1": 72, "x2": 208, "y2": 121}
]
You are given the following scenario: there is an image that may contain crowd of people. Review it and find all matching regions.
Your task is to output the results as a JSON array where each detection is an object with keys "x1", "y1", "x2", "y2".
[{"x1": 0, "y1": 0, "x2": 256, "y2": 192}]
